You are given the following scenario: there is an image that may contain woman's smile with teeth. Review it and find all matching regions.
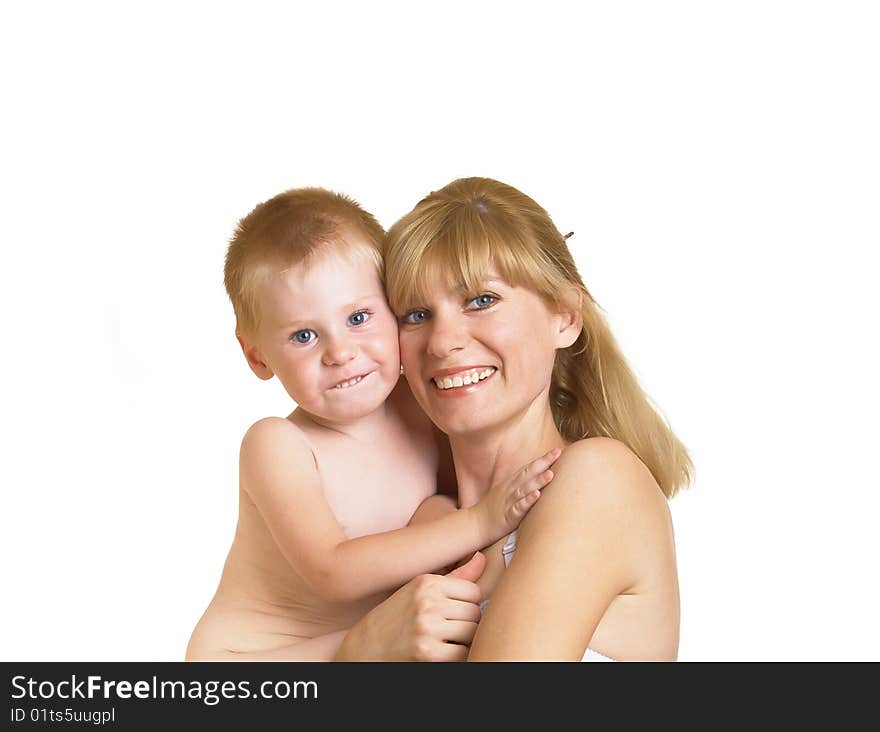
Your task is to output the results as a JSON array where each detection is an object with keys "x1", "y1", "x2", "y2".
[{"x1": 433, "y1": 367, "x2": 496, "y2": 390}]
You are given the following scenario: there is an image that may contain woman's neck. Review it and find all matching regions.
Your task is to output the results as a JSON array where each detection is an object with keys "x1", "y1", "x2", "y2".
[{"x1": 451, "y1": 399, "x2": 567, "y2": 509}]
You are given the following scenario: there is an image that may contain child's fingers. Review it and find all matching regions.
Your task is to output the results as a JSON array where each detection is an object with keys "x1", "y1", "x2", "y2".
[
  {"x1": 515, "y1": 469, "x2": 554, "y2": 499},
  {"x1": 535, "y1": 469, "x2": 554, "y2": 490},
  {"x1": 510, "y1": 489, "x2": 541, "y2": 520},
  {"x1": 522, "y1": 447, "x2": 562, "y2": 479}
]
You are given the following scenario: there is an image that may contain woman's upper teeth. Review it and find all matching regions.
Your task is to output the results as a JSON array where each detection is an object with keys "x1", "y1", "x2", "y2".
[{"x1": 433, "y1": 367, "x2": 496, "y2": 390}]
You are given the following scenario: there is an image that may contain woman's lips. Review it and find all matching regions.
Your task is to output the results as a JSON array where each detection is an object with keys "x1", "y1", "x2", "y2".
[{"x1": 431, "y1": 366, "x2": 497, "y2": 394}]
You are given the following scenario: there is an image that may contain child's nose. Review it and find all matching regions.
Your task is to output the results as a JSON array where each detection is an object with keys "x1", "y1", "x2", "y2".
[{"x1": 322, "y1": 336, "x2": 357, "y2": 366}]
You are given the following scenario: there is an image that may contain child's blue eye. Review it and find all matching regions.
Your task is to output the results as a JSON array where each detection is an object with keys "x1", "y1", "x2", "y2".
[
  {"x1": 291, "y1": 329, "x2": 317, "y2": 344},
  {"x1": 468, "y1": 294, "x2": 497, "y2": 310},
  {"x1": 348, "y1": 310, "x2": 370, "y2": 326},
  {"x1": 400, "y1": 309, "x2": 430, "y2": 325}
]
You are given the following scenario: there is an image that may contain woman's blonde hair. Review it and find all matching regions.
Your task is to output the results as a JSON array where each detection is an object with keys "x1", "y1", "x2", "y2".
[{"x1": 385, "y1": 177, "x2": 692, "y2": 498}]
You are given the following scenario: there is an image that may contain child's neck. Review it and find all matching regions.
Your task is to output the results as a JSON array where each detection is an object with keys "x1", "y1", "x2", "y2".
[
  {"x1": 290, "y1": 401, "x2": 394, "y2": 442},
  {"x1": 450, "y1": 399, "x2": 567, "y2": 510}
]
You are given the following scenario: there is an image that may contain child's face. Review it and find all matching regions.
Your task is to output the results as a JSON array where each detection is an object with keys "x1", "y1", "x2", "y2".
[{"x1": 242, "y1": 244, "x2": 401, "y2": 424}]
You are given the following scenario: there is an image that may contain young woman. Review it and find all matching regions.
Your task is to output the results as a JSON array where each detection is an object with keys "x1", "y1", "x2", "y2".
[{"x1": 369, "y1": 177, "x2": 693, "y2": 660}]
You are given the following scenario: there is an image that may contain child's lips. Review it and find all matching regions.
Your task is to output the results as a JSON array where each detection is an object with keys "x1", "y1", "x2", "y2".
[{"x1": 330, "y1": 369, "x2": 376, "y2": 390}]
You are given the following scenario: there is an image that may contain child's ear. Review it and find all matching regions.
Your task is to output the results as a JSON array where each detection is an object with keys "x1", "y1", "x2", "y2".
[
  {"x1": 236, "y1": 334, "x2": 274, "y2": 380},
  {"x1": 554, "y1": 289, "x2": 583, "y2": 349}
]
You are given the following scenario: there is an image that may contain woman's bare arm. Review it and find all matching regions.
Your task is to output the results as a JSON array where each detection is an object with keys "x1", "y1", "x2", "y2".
[{"x1": 467, "y1": 438, "x2": 673, "y2": 661}]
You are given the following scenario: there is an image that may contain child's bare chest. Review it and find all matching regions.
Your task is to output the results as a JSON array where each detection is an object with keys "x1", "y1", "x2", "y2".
[{"x1": 306, "y1": 429, "x2": 437, "y2": 539}]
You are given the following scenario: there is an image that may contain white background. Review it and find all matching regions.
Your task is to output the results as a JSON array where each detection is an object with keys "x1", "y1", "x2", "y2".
[{"x1": 2, "y1": 1, "x2": 878, "y2": 661}]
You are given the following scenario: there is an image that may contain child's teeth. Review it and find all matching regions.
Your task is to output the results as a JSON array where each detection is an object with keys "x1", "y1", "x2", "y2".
[
  {"x1": 463, "y1": 375, "x2": 472, "y2": 385},
  {"x1": 442, "y1": 377, "x2": 453, "y2": 389},
  {"x1": 452, "y1": 376, "x2": 463, "y2": 387}
]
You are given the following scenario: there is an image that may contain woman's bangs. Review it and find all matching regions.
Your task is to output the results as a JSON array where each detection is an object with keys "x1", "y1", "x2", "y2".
[{"x1": 388, "y1": 201, "x2": 557, "y2": 312}]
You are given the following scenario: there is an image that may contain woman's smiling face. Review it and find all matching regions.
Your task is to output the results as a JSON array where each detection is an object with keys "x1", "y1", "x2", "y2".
[{"x1": 397, "y1": 265, "x2": 576, "y2": 438}]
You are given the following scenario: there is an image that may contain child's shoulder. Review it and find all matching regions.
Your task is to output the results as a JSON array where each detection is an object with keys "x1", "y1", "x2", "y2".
[{"x1": 239, "y1": 416, "x2": 317, "y2": 471}]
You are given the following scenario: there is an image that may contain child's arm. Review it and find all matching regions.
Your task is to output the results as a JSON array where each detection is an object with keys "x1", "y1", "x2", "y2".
[
  {"x1": 408, "y1": 494, "x2": 457, "y2": 526},
  {"x1": 408, "y1": 494, "x2": 460, "y2": 573},
  {"x1": 240, "y1": 417, "x2": 560, "y2": 604},
  {"x1": 192, "y1": 554, "x2": 487, "y2": 662}
]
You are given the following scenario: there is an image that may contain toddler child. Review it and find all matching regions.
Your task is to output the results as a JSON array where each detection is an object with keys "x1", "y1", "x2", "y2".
[{"x1": 185, "y1": 188, "x2": 559, "y2": 660}]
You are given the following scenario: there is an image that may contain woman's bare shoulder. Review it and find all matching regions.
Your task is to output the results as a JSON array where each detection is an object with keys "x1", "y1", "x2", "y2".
[
  {"x1": 519, "y1": 437, "x2": 670, "y2": 547},
  {"x1": 553, "y1": 437, "x2": 666, "y2": 504}
]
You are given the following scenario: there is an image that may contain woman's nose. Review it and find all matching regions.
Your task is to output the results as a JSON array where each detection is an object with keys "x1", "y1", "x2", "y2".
[{"x1": 425, "y1": 316, "x2": 467, "y2": 359}]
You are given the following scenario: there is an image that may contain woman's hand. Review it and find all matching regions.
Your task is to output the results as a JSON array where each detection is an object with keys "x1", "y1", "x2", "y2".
[{"x1": 335, "y1": 552, "x2": 486, "y2": 661}]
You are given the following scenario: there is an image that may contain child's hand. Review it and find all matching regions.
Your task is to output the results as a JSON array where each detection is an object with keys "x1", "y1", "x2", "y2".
[{"x1": 475, "y1": 447, "x2": 562, "y2": 543}]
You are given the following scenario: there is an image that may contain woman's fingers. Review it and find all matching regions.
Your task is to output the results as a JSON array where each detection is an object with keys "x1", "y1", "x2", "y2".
[
  {"x1": 432, "y1": 642, "x2": 470, "y2": 662},
  {"x1": 445, "y1": 551, "x2": 486, "y2": 583},
  {"x1": 441, "y1": 598, "x2": 483, "y2": 623},
  {"x1": 439, "y1": 620, "x2": 480, "y2": 645},
  {"x1": 395, "y1": 560, "x2": 486, "y2": 660},
  {"x1": 428, "y1": 576, "x2": 482, "y2": 605}
]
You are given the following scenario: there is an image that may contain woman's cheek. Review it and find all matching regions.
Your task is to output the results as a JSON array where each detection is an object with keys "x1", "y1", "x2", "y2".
[
  {"x1": 399, "y1": 333, "x2": 428, "y2": 386},
  {"x1": 397, "y1": 330, "x2": 417, "y2": 364}
]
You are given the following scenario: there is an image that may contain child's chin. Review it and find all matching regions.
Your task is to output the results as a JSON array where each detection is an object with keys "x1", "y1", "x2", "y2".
[{"x1": 328, "y1": 383, "x2": 395, "y2": 418}]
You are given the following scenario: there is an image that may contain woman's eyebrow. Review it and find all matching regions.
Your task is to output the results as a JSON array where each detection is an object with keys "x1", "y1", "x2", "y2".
[{"x1": 469, "y1": 277, "x2": 506, "y2": 290}]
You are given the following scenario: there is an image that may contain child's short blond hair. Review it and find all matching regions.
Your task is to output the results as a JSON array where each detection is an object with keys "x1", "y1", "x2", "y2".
[{"x1": 224, "y1": 187, "x2": 385, "y2": 337}]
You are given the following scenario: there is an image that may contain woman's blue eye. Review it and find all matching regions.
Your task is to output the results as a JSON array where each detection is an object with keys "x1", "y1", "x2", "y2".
[
  {"x1": 291, "y1": 329, "x2": 316, "y2": 344},
  {"x1": 401, "y1": 309, "x2": 429, "y2": 325},
  {"x1": 348, "y1": 310, "x2": 370, "y2": 326},
  {"x1": 468, "y1": 294, "x2": 497, "y2": 309}
]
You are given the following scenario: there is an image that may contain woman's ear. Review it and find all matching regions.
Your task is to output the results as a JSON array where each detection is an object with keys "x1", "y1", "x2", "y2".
[
  {"x1": 554, "y1": 289, "x2": 583, "y2": 349},
  {"x1": 237, "y1": 333, "x2": 275, "y2": 380}
]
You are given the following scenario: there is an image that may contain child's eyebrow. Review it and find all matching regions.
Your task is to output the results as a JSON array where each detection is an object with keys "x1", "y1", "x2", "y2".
[
  {"x1": 277, "y1": 318, "x2": 312, "y2": 331},
  {"x1": 341, "y1": 293, "x2": 386, "y2": 311}
]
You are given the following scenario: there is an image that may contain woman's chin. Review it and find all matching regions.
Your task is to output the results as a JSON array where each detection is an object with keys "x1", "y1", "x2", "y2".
[{"x1": 430, "y1": 409, "x2": 497, "y2": 439}]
